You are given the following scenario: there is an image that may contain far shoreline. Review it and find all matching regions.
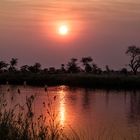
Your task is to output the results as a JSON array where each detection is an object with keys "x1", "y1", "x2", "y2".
[{"x1": 0, "y1": 73, "x2": 140, "y2": 90}]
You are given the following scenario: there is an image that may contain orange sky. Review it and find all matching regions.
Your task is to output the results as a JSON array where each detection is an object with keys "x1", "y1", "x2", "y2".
[{"x1": 0, "y1": 0, "x2": 140, "y2": 69}]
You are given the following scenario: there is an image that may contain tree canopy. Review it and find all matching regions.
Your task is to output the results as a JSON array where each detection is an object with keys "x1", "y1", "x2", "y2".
[{"x1": 126, "y1": 45, "x2": 140, "y2": 75}]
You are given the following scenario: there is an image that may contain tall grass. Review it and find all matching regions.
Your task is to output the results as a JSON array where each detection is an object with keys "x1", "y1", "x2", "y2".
[{"x1": 0, "y1": 92, "x2": 67, "y2": 140}]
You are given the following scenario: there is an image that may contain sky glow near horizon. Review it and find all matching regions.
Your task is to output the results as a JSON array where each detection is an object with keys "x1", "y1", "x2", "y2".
[{"x1": 0, "y1": 0, "x2": 140, "y2": 69}]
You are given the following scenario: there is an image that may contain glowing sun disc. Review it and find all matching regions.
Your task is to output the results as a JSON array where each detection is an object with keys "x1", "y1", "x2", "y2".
[{"x1": 58, "y1": 25, "x2": 68, "y2": 35}]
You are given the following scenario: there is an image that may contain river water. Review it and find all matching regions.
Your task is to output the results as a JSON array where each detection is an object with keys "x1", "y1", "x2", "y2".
[{"x1": 0, "y1": 85, "x2": 140, "y2": 139}]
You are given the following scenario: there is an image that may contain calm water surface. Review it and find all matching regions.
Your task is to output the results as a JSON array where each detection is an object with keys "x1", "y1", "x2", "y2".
[{"x1": 0, "y1": 85, "x2": 140, "y2": 139}]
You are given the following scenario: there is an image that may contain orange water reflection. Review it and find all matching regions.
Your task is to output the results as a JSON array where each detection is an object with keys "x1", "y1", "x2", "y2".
[
  {"x1": 58, "y1": 88, "x2": 66, "y2": 126},
  {"x1": 1, "y1": 85, "x2": 140, "y2": 139}
]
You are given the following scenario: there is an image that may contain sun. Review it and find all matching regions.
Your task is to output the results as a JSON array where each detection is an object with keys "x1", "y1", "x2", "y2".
[{"x1": 58, "y1": 25, "x2": 68, "y2": 35}]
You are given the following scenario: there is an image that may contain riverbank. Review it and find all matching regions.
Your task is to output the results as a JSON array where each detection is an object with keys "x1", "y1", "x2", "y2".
[{"x1": 0, "y1": 73, "x2": 140, "y2": 89}]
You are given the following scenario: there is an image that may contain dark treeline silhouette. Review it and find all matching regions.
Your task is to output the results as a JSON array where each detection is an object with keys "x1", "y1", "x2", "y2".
[
  {"x1": 1, "y1": 45, "x2": 140, "y2": 75},
  {"x1": 0, "y1": 57, "x2": 128, "y2": 74},
  {"x1": 0, "y1": 46, "x2": 140, "y2": 88},
  {"x1": 0, "y1": 46, "x2": 140, "y2": 75}
]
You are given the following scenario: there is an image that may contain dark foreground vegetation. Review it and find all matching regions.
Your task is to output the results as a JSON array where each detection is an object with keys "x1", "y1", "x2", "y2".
[
  {"x1": 0, "y1": 73, "x2": 140, "y2": 89},
  {"x1": 0, "y1": 45, "x2": 140, "y2": 89},
  {"x1": 0, "y1": 94, "x2": 70, "y2": 140}
]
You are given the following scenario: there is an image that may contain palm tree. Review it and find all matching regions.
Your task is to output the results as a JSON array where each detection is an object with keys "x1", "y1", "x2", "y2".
[
  {"x1": 81, "y1": 57, "x2": 93, "y2": 73},
  {"x1": 9, "y1": 58, "x2": 18, "y2": 72}
]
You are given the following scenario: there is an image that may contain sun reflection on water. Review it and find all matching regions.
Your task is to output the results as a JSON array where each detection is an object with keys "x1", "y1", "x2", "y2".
[{"x1": 59, "y1": 87, "x2": 66, "y2": 126}]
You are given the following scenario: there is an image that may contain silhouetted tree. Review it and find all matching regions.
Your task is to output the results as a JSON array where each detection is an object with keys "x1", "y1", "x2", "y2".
[
  {"x1": 43, "y1": 68, "x2": 48, "y2": 73},
  {"x1": 28, "y1": 63, "x2": 41, "y2": 73},
  {"x1": 33, "y1": 63, "x2": 41, "y2": 73},
  {"x1": 126, "y1": 46, "x2": 140, "y2": 75},
  {"x1": 67, "y1": 58, "x2": 79, "y2": 73},
  {"x1": 97, "y1": 67, "x2": 102, "y2": 74},
  {"x1": 48, "y1": 67, "x2": 56, "y2": 74},
  {"x1": 28, "y1": 66, "x2": 35, "y2": 73},
  {"x1": 92, "y1": 63, "x2": 98, "y2": 73},
  {"x1": 20, "y1": 65, "x2": 29, "y2": 73},
  {"x1": 81, "y1": 57, "x2": 93, "y2": 73},
  {"x1": 61, "y1": 64, "x2": 66, "y2": 73},
  {"x1": 0, "y1": 61, "x2": 8, "y2": 72},
  {"x1": 9, "y1": 58, "x2": 18, "y2": 72}
]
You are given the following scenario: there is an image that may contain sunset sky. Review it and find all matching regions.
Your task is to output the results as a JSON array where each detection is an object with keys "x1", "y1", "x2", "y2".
[{"x1": 0, "y1": 0, "x2": 140, "y2": 69}]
